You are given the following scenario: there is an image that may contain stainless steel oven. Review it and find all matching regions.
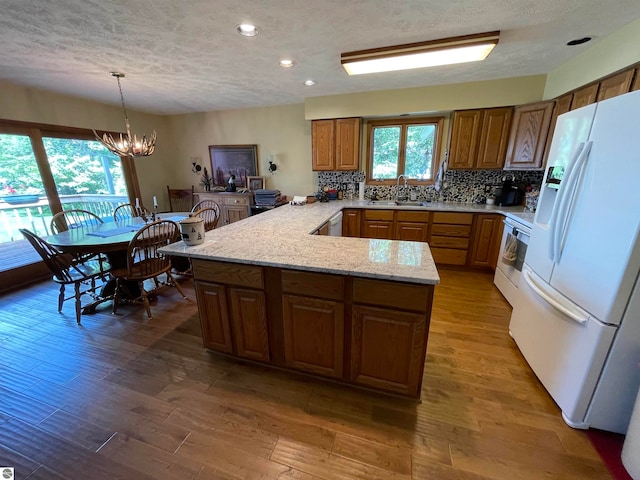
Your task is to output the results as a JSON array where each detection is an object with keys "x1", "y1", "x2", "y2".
[{"x1": 494, "y1": 216, "x2": 531, "y2": 306}]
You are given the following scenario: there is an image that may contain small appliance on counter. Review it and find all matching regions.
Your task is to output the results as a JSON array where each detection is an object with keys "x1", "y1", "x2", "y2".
[{"x1": 494, "y1": 175, "x2": 524, "y2": 206}]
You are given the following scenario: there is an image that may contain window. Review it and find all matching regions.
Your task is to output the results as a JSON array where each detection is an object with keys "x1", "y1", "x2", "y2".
[{"x1": 367, "y1": 117, "x2": 444, "y2": 184}]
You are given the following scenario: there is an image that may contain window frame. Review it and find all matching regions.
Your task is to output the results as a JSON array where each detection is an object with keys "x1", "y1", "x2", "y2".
[{"x1": 366, "y1": 116, "x2": 444, "y2": 185}]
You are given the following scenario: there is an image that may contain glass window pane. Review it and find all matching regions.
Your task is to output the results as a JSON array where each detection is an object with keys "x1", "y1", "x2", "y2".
[
  {"x1": 371, "y1": 126, "x2": 400, "y2": 179},
  {"x1": 0, "y1": 133, "x2": 51, "y2": 247},
  {"x1": 43, "y1": 138, "x2": 129, "y2": 221},
  {"x1": 405, "y1": 124, "x2": 436, "y2": 180}
]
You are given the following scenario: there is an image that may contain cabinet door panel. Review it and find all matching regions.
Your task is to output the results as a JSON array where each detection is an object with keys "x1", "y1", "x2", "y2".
[
  {"x1": 468, "y1": 214, "x2": 503, "y2": 268},
  {"x1": 311, "y1": 120, "x2": 335, "y2": 171},
  {"x1": 543, "y1": 94, "x2": 573, "y2": 166},
  {"x1": 342, "y1": 209, "x2": 361, "y2": 237},
  {"x1": 504, "y1": 101, "x2": 554, "y2": 170},
  {"x1": 362, "y1": 221, "x2": 394, "y2": 239},
  {"x1": 429, "y1": 235, "x2": 469, "y2": 249},
  {"x1": 571, "y1": 84, "x2": 599, "y2": 110},
  {"x1": 597, "y1": 69, "x2": 634, "y2": 101},
  {"x1": 430, "y1": 247, "x2": 468, "y2": 265},
  {"x1": 226, "y1": 205, "x2": 249, "y2": 224},
  {"x1": 448, "y1": 110, "x2": 482, "y2": 169},
  {"x1": 351, "y1": 305, "x2": 427, "y2": 396},
  {"x1": 632, "y1": 68, "x2": 640, "y2": 92},
  {"x1": 476, "y1": 107, "x2": 513, "y2": 169},
  {"x1": 335, "y1": 118, "x2": 361, "y2": 171},
  {"x1": 195, "y1": 281, "x2": 234, "y2": 353},
  {"x1": 229, "y1": 288, "x2": 270, "y2": 361},
  {"x1": 282, "y1": 294, "x2": 344, "y2": 378}
]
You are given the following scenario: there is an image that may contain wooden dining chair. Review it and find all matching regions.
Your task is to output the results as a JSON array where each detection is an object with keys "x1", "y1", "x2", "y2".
[
  {"x1": 113, "y1": 203, "x2": 139, "y2": 222},
  {"x1": 191, "y1": 200, "x2": 221, "y2": 231},
  {"x1": 110, "y1": 219, "x2": 186, "y2": 319},
  {"x1": 167, "y1": 185, "x2": 194, "y2": 212},
  {"x1": 51, "y1": 209, "x2": 103, "y2": 233},
  {"x1": 20, "y1": 228, "x2": 111, "y2": 324}
]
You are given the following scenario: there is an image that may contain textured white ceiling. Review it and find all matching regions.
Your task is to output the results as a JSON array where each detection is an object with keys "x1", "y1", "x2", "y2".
[{"x1": 1, "y1": 0, "x2": 639, "y2": 115}]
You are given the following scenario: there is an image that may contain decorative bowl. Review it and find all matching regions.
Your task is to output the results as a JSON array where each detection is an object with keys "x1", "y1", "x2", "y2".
[{"x1": 1, "y1": 194, "x2": 41, "y2": 205}]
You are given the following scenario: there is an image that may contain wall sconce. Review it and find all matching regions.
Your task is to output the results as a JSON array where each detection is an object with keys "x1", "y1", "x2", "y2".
[
  {"x1": 341, "y1": 31, "x2": 500, "y2": 75},
  {"x1": 268, "y1": 160, "x2": 277, "y2": 173},
  {"x1": 192, "y1": 162, "x2": 202, "y2": 173}
]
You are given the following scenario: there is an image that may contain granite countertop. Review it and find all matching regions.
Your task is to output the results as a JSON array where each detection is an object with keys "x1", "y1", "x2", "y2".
[{"x1": 160, "y1": 200, "x2": 535, "y2": 285}]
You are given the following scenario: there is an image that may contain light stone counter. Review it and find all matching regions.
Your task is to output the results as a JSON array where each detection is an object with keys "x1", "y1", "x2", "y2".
[{"x1": 161, "y1": 200, "x2": 535, "y2": 285}]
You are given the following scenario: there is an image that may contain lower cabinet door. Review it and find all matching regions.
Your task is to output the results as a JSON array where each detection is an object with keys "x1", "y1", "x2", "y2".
[
  {"x1": 228, "y1": 287, "x2": 270, "y2": 361},
  {"x1": 351, "y1": 304, "x2": 427, "y2": 397},
  {"x1": 195, "y1": 281, "x2": 234, "y2": 353},
  {"x1": 282, "y1": 294, "x2": 344, "y2": 378},
  {"x1": 226, "y1": 205, "x2": 249, "y2": 224},
  {"x1": 362, "y1": 220, "x2": 394, "y2": 239}
]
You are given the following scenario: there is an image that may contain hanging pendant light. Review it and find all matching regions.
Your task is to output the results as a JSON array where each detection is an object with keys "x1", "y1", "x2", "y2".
[{"x1": 94, "y1": 72, "x2": 156, "y2": 158}]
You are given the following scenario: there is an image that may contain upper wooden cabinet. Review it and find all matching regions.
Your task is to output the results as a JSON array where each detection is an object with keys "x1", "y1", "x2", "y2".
[
  {"x1": 571, "y1": 84, "x2": 599, "y2": 110},
  {"x1": 504, "y1": 101, "x2": 554, "y2": 170},
  {"x1": 597, "y1": 70, "x2": 634, "y2": 101},
  {"x1": 312, "y1": 118, "x2": 361, "y2": 171},
  {"x1": 449, "y1": 107, "x2": 513, "y2": 170},
  {"x1": 632, "y1": 68, "x2": 640, "y2": 91}
]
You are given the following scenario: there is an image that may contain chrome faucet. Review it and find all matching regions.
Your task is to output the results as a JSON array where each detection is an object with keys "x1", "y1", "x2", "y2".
[{"x1": 396, "y1": 175, "x2": 408, "y2": 202}]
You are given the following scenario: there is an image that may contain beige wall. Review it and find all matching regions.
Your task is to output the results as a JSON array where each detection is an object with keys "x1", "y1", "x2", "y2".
[
  {"x1": 0, "y1": 80, "x2": 176, "y2": 210},
  {"x1": 304, "y1": 75, "x2": 547, "y2": 119},
  {"x1": 167, "y1": 104, "x2": 316, "y2": 198},
  {"x1": 544, "y1": 17, "x2": 640, "y2": 99}
]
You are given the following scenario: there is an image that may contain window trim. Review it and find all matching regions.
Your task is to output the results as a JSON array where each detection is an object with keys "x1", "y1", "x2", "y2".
[{"x1": 366, "y1": 116, "x2": 444, "y2": 185}]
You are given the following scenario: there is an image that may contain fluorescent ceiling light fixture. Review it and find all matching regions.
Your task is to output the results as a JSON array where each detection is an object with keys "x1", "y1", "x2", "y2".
[
  {"x1": 341, "y1": 31, "x2": 500, "y2": 75},
  {"x1": 237, "y1": 23, "x2": 260, "y2": 36}
]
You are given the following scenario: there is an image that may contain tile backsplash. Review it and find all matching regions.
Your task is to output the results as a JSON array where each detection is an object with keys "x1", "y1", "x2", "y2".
[{"x1": 318, "y1": 169, "x2": 544, "y2": 204}]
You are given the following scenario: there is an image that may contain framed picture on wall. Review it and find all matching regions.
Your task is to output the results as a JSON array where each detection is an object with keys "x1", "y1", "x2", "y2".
[
  {"x1": 208, "y1": 144, "x2": 258, "y2": 188},
  {"x1": 247, "y1": 176, "x2": 265, "y2": 191}
]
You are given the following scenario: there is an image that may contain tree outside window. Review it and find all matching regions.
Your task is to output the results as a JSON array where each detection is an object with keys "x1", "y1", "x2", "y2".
[{"x1": 368, "y1": 117, "x2": 443, "y2": 184}]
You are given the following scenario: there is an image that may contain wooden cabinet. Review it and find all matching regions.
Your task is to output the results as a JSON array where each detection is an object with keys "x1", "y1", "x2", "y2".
[
  {"x1": 351, "y1": 278, "x2": 432, "y2": 397},
  {"x1": 229, "y1": 288, "x2": 270, "y2": 361},
  {"x1": 632, "y1": 68, "x2": 640, "y2": 91},
  {"x1": 362, "y1": 210, "x2": 394, "y2": 239},
  {"x1": 315, "y1": 222, "x2": 329, "y2": 235},
  {"x1": 429, "y1": 212, "x2": 473, "y2": 266},
  {"x1": 449, "y1": 107, "x2": 513, "y2": 170},
  {"x1": 196, "y1": 192, "x2": 253, "y2": 226},
  {"x1": 448, "y1": 110, "x2": 482, "y2": 169},
  {"x1": 597, "y1": 70, "x2": 634, "y2": 101},
  {"x1": 195, "y1": 281, "x2": 234, "y2": 353},
  {"x1": 504, "y1": 101, "x2": 554, "y2": 170},
  {"x1": 468, "y1": 214, "x2": 503, "y2": 270},
  {"x1": 571, "y1": 84, "x2": 599, "y2": 110},
  {"x1": 394, "y1": 210, "x2": 430, "y2": 241},
  {"x1": 342, "y1": 209, "x2": 361, "y2": 237},
  {"x1": 193, "y1": 260, "x2": 269, "y2": 360},
  {"x1": 312, "y1": 118, "x2": 361, "y2": 171}
]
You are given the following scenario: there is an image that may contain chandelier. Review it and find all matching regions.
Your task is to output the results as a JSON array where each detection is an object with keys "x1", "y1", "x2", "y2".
[{"x1": 94, "y1": 72, "x2": 156, "y2": 158}]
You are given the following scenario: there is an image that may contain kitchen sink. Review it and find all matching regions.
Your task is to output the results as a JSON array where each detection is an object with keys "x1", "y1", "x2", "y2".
[
  {"x1": 396, "y1": 201, "x2": 429, "y2": 206},
  {"x1": 367, "y1": 200, "x2": 398, "y2": 206}
]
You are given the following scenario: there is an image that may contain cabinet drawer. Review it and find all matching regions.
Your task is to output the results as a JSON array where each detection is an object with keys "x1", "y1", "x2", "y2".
[
  {"x1": 432, "y1": 212, "x2": 473, "y2": 225},
  {"x1": 396, "y1": 210, "x2": 431, "y2": 222},
  {"x1": 353, "y1": 278, "x2": 432, "y2": 313},
  {"x1": 223, "y1": 196, "x2": 251, "y2": 206},
  {"x1": 429, "y1": 235, "x2": 469, "y2": 249},
  {"x1": 192, "y1": 259, "x2": 264, "y2": 289},
  {"x1": 430, "y1": 224, "x2": 471, "y2": 237},
  {"x1": 282, "y1": 270, "x2": 344, "y2": 300},
  {"x1": 430, "y1": 248, "x2": 468, "y2": 265},
  {"x1": 364, "y1": 209, "x2": 395, "y2": 221}
]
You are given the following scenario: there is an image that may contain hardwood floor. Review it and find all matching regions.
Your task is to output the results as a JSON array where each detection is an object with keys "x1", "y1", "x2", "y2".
[{"x1": 0, "y1": 269, "x2": 612, "y2": 479}]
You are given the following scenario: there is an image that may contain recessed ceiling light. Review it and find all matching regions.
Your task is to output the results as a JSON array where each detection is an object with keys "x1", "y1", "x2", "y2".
[
  {"x1": 237, "y1": 24, "x2": 260, "y2": 37},
  {"x1": 567, "y1": 37, "x2": 592, "y2": 46},
  {"x1": 303, "y1": 80, "x2": 316, "y2": 86},
  {"x1": 279, "y1": 59, "x2": 296, "y2": 68}
]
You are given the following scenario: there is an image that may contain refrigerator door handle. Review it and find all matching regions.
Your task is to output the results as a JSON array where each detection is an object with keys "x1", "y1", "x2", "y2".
[
  {"x1": 553, "y1": 141, "x2": 593, "y2": 263},
  {"x1": 522, "y1": 267, "x2": 590, "y2": 325},
  {"x1": 548, "y1": 142, "x2": 585, "y2": 262}
]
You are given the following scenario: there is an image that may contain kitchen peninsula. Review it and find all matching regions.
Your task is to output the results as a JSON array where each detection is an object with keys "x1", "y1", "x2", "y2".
[{"x1": 161, "y1": 200, "x2": 532, "y2": 398}]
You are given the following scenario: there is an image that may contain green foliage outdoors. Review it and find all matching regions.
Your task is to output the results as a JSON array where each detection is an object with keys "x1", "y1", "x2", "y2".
[
  {"x1": 0, "y1": 134, "x2": 125, "y2": 196},
  {"x1": 371, "y1": 124, "x2": 435, "y2": 180}
]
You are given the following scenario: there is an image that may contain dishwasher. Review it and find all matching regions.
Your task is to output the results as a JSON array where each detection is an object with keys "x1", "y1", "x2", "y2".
[
  {"x1": 328, "y1": 211, "x2": 343, "y2": 236},
  {"x1": 494, "y1": 216, "x2": 531, "y2": 306}
]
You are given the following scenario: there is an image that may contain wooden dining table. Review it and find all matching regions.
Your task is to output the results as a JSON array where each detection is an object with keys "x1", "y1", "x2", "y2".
[{"x1": 46, "y1": 213, "x2": 189, "y2": 311}]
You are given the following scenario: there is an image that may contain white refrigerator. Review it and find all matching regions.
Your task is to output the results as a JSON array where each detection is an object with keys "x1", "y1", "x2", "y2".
[{"x1": 509, "y1": 89, "x2": 640, "y2": 434}]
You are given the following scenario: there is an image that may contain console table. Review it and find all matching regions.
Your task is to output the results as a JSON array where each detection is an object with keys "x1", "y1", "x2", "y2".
[{"x1": 196, "y1": 192, "x2": 254, "y2": 227}]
